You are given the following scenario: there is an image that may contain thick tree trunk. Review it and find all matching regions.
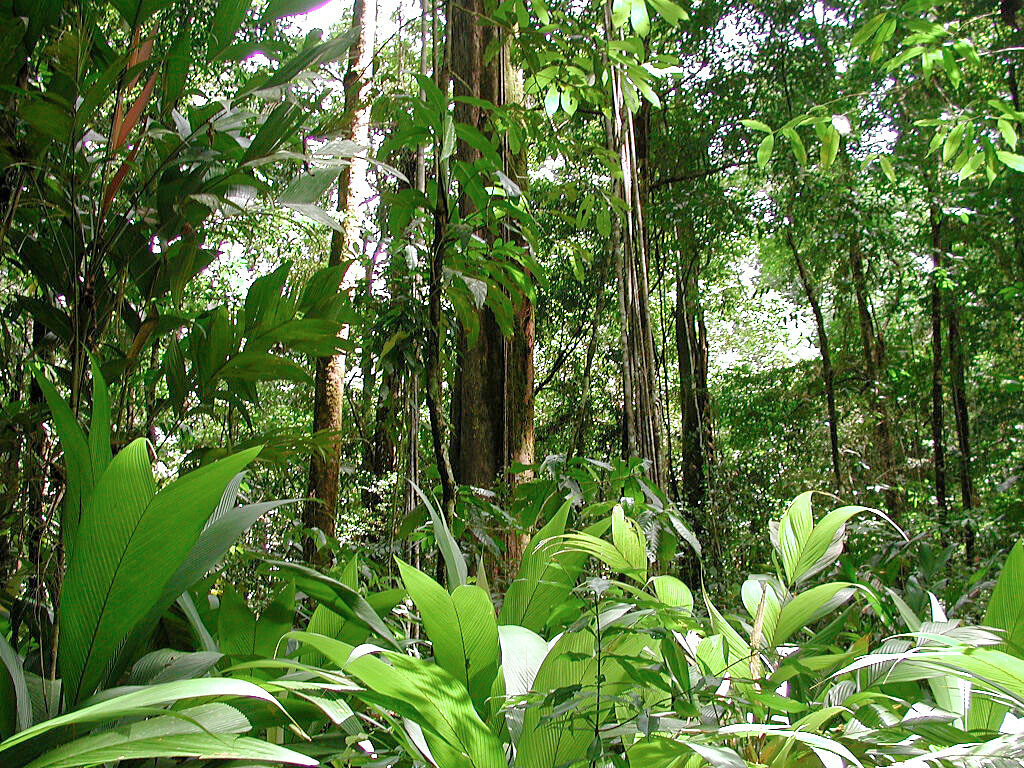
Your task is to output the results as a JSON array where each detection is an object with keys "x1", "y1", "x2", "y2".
[
  {"x1": 449, "y1": 0, "x2": 505, "y2": 490},
  {"x1": 929, "y1": 206, "x2": 948, "y2": 522},
  {"x1": 303, "y1": 0, "x2": 377, "y2": 562},
  {"x1": 787, "y1": 229, "x2": 842, "y2": 493},
  {"x1": 848, "y1": 237, "x2": 899, "y2": 512}
]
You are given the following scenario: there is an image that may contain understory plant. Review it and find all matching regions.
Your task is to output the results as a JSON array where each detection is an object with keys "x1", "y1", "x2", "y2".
[{"x1": 3, "y1": 379, "x2": 1024, "y2": 767}]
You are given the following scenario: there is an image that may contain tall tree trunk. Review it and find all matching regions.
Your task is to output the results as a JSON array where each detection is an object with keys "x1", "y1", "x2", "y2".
[
  {"x1": 303, "y1": 0, "x2": 377, "y2": 562},
  {"x1": 569, "y1": 258, "x2": 610, "y2": 460},
  {"x1": 449, "y1": 0, "x2": 505, "y2": 490},
  {"x1": 848, "y1": 235, "x2": 899, "y2": 512},
  {"x1": 786, "y1": 228, "x2": 842, "y2": 493},
  {"x1": 675, "y1": 253, "x2": 707, "y2": 511},
  {"x1": 929, "y1": 205, "x2": 948, "y2": 522},
  {"x1": 604, "y1": 2, "x2": 663, "y2": 485},
  {"x1": 946, "y1": 294, "x2": 975, "y2": 562},
  {"x1": 498, "y1": 40, "x2": 535, "y2": 580}
]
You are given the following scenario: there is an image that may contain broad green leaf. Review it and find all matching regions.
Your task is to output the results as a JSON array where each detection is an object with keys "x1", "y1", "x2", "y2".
[
  {"x1": 851, "y1": 12, "x2": 887, "y2": 48},
  {"x1": 218, "y1": 584, "x2": 256, "y2": 658},
  {"x1": 820, "y1": 126, "x2": 840, "y2": 168},
  {"x1": 943, "y1": 124, "x2": 965, "y2": 163},
  {"x1": 23, "y1": 703, "x2": 313, "y2": 768},
  {"x1": 500, "y1": 502, "x2": 577, "y2": 630},
  {"x1": 408, "y1": 482, "x2": 468, "y2": 587},
  {"x1": 30, "y1": 367, "x2": 93, "y2": 560},
  {"x1": 311, "y1": 637, "x2": 505, "y2": 768},
  {"x1": 59, "y1": 444, "x2": 260, "y2": 703},
  {"x1": 741, "y1": 119, "x2": 772, "y2": 133},
  {"x1": 998, "y1": 118, "x2": 1018, "y2": 150},
  {"x1": 782, "y1": 127, "x2": 807, "y2": 167},
  {"x1": 211, "y1": 0, "x2": 252, "y2": 52},
  {"x1": 544, "y1": 86, "x2": 560, "y2": 116},
  {"x1": 772, "y1": 583, "x2": 857, "y2": 646},
  {"x1": 630, "y1": 0, "x2": 650, "y2": 37},
  {"x1": 86, "y1": 357, "x2": 112, "y2": 482},
  {"x1": 612, "y1": 0, "x2": 630, "y2": 27},
  {"x1": 0, "y1": 678, "x2": 287, "y2": 754},
  {"x1": 703, "y1": 595, "x2": 752, "y2": 679},
  {"x1": 497, "y1": 625, "x2": 547, "y2": 742},
  {"x1": 241, "y1": 103, "x2": 304, "y2": 164},
  {"x1": 647, "y1": 0, "x2": 686, "y2": 24},
  {"x1": 773, "y1": 492, "x2": 814, "y2": 585},
  {"x1": 611, "y1": 504, "x2": 648, "y2": 582},
  {"x1": 757, "y1": 132, "x2": 775, "y2": 169},
  {"x1": 879, "y1": 155, "x2": 896, "y2": 182},
  {"x1": 263, "y1": 559, "x2": 400, "y2": 649},
  {"x1": 970, "y1": 540, "x2": 1024, "y2": 730},
  {"x1": 0, "y1": 635, "x2": 29, "y2": 737},
  {"x1": 628, "y1": 736, "x2": 745, "y2": 768},
  {"x1": 652, "y1": 575, "x2": 693, "y2": 613},
  {"x1": 518, "y1": 629, "x2": 646, "y2": 767},
  {"x1": 261, "y1": 0, "x2": 332, "y2": 20},
  {"x1": 996, "y1": 151, "x2": 1024, "y2": 172},
  {"x1": 397, "y1": 560, "x2": 499, "y2": 715}
]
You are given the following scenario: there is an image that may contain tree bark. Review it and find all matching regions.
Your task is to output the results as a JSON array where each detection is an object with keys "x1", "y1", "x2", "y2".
[
  {"x1": 569, "y1": 259, "x2": 609, "y2": 460},
  {"x1": 449, "y1": 0, "x2": 505, "y2": 490},
  {"x1": 929, "y1": 205, "x2": 948, "y2": 521},
  {"x1": 848, "y1": 235, "x2": 899, "y2": 512},
  {"x1": 786, "y1": 228, "x2": 842, "y2": 493},
  {"x1": 604, "y1": 2, "x2": 663, "y2": 485},
  {"x1": 946, "y1": 293, "x2": 975, "y2": 562},
  {"x1": 675, "y1": 253, "x2": 708, "y2": 511},
  {"x1": 303, "y1": 0, "x2": 377, "y2": 563}
]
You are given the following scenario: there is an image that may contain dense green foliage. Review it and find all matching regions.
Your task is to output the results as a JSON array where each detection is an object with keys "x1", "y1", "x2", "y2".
[{"x1": 0, "y1": 0, "x2": 1023, "y2": 765}]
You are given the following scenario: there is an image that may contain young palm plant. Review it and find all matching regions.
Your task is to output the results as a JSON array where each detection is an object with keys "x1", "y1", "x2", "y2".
[{"x1": 0, "y1": 362, "x2": 306, "y2": 767}]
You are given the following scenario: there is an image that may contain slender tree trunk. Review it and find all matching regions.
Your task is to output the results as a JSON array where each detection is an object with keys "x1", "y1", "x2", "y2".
[
  {"x1": 848, "y1": 236, "x2": 899, "y2": 512},
  {"x1": 426, "y1": 168, "x2": 457, "y2": 527},
  {"x1": 675, "y1": 253, "x2": 707, "y2": 510},
  {"x1": 422, "y1": 0, "x2": 457, "y2": 544},
  {"x1": 929, "y1": 205, "x2": 948, "y2": 521},
  {"x1": 786, "y1": 229, "x2": 842, "y2": 493},
  {"x1": 303, "y1": 0, "x2": 377, "y2": 562},
  {"x1": 569, "y1": 258, "x2": 609, "y2": 460},
  {"x1": 946, "y1": 294, "x2": 975, "y2": 562}
]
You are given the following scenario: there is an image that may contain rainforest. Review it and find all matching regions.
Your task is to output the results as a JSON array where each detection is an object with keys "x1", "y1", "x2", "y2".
[{"x1": 0, "y1": 0, "x2": 1023, "y2": 765}]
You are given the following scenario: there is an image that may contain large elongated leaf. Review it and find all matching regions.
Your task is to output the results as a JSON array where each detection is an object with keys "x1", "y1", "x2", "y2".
[
  {"x1": 627, "y1": 736, "x2": 745, "y2": 768},
  {"x1": 0, "y1": 635, "x2": 30, "y2": 737},
  {"x1": 27, "y1": 713, "x2": 314, "y2": 768},
  {"x1": 349, "y1": 651, "x2": 505, "y2": 768},
  {"x1": 500, "y1": 504, "x2": 610, "y2": 632},
  {"x1": 263, "y1": 559, "x2": 399, "y2": 649},
  {"x1": 59, "y1": 443, "x2": 260, "y2": 703},
  {"x1": 971, "y1": 540, "x2": 1024, "y2": 730},
  {"x1": 408, "y1": 482, "x2": 467, "y2": 587},
  {"x1": 497, "y1": 625, "x2": 547, "y2": 742},
  {"x1": 517, "y1": 629, "x2": 646, "y2": 767},
  {"x1": 772, "y1": 583, "x2": 857, "y2": 647},
  {"x1": 0, "y1": 678, "x2": 287, "y2": 754},
  {"x1": 31, "y1": 368, "x2": 93, "y2": 560},
  {"x1": 397, "y1": 560, "x2": 499, "y2": 715},
  {"x1": 114, "y1": 486, "x2": 293, "y2": 684},
  {"x1": 287, "y1": 632, "x2": 504, "y2": 768}
]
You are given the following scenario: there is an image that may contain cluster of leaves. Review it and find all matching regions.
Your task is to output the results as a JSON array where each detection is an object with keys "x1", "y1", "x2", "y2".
[{"x1": 5, "y1": 377, "x2": 1024, "y2": 767}]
